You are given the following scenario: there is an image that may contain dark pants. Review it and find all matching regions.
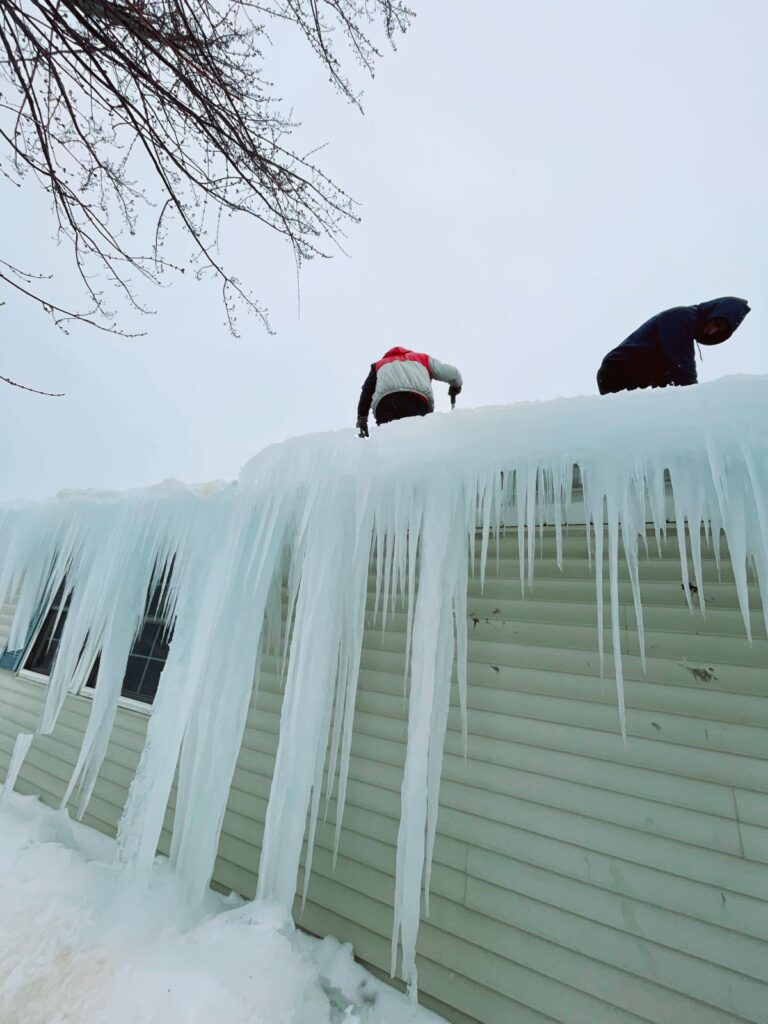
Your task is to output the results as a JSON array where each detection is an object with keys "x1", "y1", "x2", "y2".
[{"x1": 375, "y1": 392, "x2": 430, "y2": 425}]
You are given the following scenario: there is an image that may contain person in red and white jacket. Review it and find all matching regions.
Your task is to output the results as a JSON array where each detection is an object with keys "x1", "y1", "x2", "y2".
[{"x1": 356, "y1": 346, "x2": 463, "y2": 437}]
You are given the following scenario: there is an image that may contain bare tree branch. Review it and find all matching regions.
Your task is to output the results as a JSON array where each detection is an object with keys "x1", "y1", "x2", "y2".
[
  {"x1": 0, "y1": 0, "x2": 413, "y2": 356},
  {"x1": 0, "y1": 372, "x2": 64, "y2": 396}
]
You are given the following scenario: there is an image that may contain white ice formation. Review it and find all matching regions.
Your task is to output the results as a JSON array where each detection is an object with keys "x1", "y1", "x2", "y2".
[{"x1": 1, "y1": 376, "x2": 767, "y2": 995}]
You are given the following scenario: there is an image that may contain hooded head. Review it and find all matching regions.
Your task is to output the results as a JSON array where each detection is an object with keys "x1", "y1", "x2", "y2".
[
  {"x1": 381, "y1": 346, "x2": 413, "y2": 359},
  {"x1": 695, "y1": 297, "x2": 751, "y2": 345}
]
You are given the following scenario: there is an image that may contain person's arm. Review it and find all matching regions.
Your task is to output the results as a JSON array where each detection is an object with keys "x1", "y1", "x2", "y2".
[
  {"x1": 428, "y1": 356, "x2": 463, "y2": 393},
  {"x1": 655, "y1": 312, "x2": 697, "y2": 387},
  {"x1": 357, "y1": 364, "x2": 376, "y2": 435}
]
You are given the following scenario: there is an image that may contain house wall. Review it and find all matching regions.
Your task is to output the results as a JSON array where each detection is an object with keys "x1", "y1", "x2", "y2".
[{"x1": 1, "y1": 526, "x2": 767, "y2": 1024}]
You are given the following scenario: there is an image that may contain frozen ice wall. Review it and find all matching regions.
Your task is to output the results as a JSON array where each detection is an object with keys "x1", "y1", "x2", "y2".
[{"x1": 1, "y1": 375, "x2": 767, "y2": 996}]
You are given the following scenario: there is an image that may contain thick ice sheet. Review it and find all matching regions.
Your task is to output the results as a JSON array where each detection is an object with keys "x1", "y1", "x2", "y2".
[{"x1": 1, "y1": 375, "x2": 767, "y2": 995}]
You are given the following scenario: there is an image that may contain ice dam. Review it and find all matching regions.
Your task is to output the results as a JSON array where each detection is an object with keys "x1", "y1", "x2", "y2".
[{"x1": 1, "y1": 375, "x2": 767, "y2": 996}]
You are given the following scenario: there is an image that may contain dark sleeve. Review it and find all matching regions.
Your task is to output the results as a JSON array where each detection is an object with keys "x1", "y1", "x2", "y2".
[
  {"x1": 656, "y1": 311, "x2": 697, "y2": 386},
  {"x1": 357, "y1": 364, "x2": 377, "y2": 418}
]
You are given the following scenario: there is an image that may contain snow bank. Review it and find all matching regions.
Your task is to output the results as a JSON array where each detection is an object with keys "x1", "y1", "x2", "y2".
[
  {"x1": 1, "y1": 375, "x2": 767, "y2": 996},
  {"x1": 0, "y1": 790, "x2": 445, "y2": 1024}
]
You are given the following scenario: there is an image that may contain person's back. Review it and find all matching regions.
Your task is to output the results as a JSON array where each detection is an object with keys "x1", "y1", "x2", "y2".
[
  {"x1": 597, "y1": 297, "x2": 750, "y2": 395},
  {"x1": 357, "y1": 346, "x2": 462, "y2": 436}
]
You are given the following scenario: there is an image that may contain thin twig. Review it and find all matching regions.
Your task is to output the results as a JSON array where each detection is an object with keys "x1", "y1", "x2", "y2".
[{"x1": 0, "y1": 373, "x2": 64, "y2": 396}]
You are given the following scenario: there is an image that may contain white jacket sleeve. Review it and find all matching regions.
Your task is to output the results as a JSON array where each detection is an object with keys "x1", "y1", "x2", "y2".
[{"x1": 428, "y1": 356, "x2": 462, "y2": 388}]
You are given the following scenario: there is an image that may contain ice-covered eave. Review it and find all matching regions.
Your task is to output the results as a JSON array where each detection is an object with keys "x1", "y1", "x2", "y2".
[{"x1": 1, "y1": 375, "x2": 767, "y2": 998}]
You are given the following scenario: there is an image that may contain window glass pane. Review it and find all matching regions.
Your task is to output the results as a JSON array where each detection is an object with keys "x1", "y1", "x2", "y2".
[
  {"x1": 122, "y1": 654, "x2": 148, "y2": 696},
  {"x1": 23, "y1": 584, "x2": 68, "y2": 676},
  {"x1": 116, "y1": 575, "x2": 174, "y2": 702},
  {"x1": 151, "y1": 626, "x2": 171, "y2": 661},
  {"x1": 131, "y1": 621, "x2": 160, "y2": 660},
  {"x1": 23, "y1": 575, "x2": 173, "y2": 707},
  {"x1": 136, "y1": 659, "x2": 164, "y2": 703},
  {"x1": 24, "y1": 622, "x2": 59, "y2": 676}
]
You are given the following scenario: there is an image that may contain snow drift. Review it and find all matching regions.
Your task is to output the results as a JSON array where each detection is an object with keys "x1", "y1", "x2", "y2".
[
  {"x1": 1, "y1": 375, "x2": 767, "y2": 996},
  {"x1": 0, "y1": 790, "x2": 446, "y2": 1024}
]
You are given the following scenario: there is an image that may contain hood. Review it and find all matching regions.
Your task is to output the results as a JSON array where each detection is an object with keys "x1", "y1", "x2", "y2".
[
  {"x1": 381, "y1": 346, "x2": 413, "y2": 359},
  {"x1": 694, "y1": 296, "x2": 751, "y2": 344}
]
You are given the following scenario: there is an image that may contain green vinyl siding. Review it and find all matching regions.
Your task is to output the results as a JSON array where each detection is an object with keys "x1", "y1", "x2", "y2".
[{"x1": 1, "y1": 526, "x2": 767, "y2": 1024}]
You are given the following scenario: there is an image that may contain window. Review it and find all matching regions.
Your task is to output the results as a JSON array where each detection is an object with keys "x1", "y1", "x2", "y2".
[
  {"x1": 20, "y1": 577, "x2": 172, "y2": 707},
  {"x1": 23, "y1": 584, "x2": 91, "y2": 680},
  {"x1": 86, "y1": 585, "x2": 172, "y2": 705}
]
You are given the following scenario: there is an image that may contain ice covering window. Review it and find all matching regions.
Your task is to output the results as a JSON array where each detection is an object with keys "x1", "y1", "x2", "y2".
[
  {"x1": 23, "y1": 584, "x2": 94, "y2": 681},
  {"x1": 86, "y1": 581, "x2": 172, "y2": 704},
  {"x1": 23, "y1": 580, "x2": 171, "y2": 704}
]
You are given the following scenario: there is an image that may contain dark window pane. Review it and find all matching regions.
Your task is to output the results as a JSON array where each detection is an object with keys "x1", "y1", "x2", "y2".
[
  {"x1": 22, "y1": 583, "x2": 69, "y2": 677},
  {"x1": 83, "y1": 657, "x2": 100, "y2": 691},
  {"x1": 24, "y1": 621, "x2": 59, "y2": 675},
  {"x1": 121, "y1": 654, "x2": 148, "y2": 697},
  {"x1": 131, "y1": 621, "x2": 160, "y2": 659},
  {"x1": 137, "y1": 659, "x2": 164, "y2": 703},
  {"x1": 150, "y1": 627, "x2": 171, "y2": 661},
  {"x1": 146, "y1": 585, "x2": 165, "y2": 619}
]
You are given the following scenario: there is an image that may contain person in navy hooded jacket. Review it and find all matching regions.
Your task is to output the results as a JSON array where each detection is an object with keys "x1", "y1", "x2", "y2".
[
  {"x1": 357, "y1": 346, "x2": 463, "y2": 437},
  {"x1": 597, "y1": 296, "x2": 750, "y2": 395}
]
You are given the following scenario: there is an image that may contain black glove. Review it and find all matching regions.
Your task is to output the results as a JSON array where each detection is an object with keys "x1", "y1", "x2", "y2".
[
  {"x1": 448, "y1": 384, "x2": 462, "y2": 398},
  {"x1": 356, "y1": 416, "x2": 369, "y2": 438}
]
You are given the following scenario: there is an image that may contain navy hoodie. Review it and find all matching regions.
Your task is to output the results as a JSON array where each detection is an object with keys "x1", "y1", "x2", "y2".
[{"x1": 599, "y1": 297, "x2": 751, "y2": 388}]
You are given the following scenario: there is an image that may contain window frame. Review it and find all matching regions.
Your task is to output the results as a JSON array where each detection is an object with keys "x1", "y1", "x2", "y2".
[
  {"x1": 17, "y1": 584, "x2": 78, "y2": 686},
  {"x1": 15, "y1": 586, "x2": 172, "y2": 717}
]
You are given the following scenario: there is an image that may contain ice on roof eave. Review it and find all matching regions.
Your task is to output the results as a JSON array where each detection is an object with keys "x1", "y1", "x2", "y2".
[{"x1": 0, "y1": 374, "x2": 766, "y2": 1001}]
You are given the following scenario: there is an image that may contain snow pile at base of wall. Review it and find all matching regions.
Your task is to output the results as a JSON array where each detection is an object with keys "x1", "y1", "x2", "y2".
[
  {"x1": 0, "y1": 790, "x2": 446, "y2": 1024},
  {"x1": 1, "y1": 375, "x2": 767, "y2": 995}
]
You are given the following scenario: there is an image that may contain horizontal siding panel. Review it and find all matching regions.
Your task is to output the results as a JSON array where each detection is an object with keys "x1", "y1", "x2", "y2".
[
  {"x1": 440, "y1": 755, "x2": 745, "y2": 854},
  {"x1": 464, "y1": 877, "x2": 768, "y2": 1020},
  {"x1": 466, "y1": 575, "x2": 761, "y2": 615},
  {"x1": 364, "y1": 614, "x2": 768, "y2": 673},
  {"x1": 739, "y1": 823, "x2": 768, "y2": 865},
  {"x1": 466, "y1": 851, "x2": 768, "y2": 985},
  {"x1": 226, "y1": 774, "x2": 768, "y2": 945},
  {"x1": 355, "y1": 660, "x2": 768, "y2": 726},
  {"x1": 346, "y1": 751, "x2": 746, "y2": 858},
  {"x1": 463, "y1": 591, "x2": 765, "y2": 639},
  {"x1": 734, "y1": 789, "x2": 768, "y2": 826},
  {"x1": 330, "y1": 726, "x2": 753, "y2": 855},
  {"x1": 460, "y1": 603, "x2": 764, "y2": 648},
  {"x1": 231, "y1": 757, "x2": 768, "y2": 906},
  {"x1": 422, "y1": 892, "x2": 755, "y2": 1024},
  {"x1": 463, "y1": 829, "x2": 768, "y2": 943},
  {"x1": 348, "y1": 683, "x2": 768, "y2": 759},
  {"x1": 436, "y1": 804, "x2": 768, "y2": 902},
  {"x1": 445, "y1": 732, "x2": 743, "y2": 817},
  {"x1": 469, "y1": 550, "x2": 754, "y2": 586},
  {"x1": 343, "y1": 704, "x2": 768, "y2": 802}
]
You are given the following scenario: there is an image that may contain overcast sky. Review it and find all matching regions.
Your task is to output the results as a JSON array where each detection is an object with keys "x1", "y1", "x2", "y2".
[{"x1": 1, "y1": 0, "x2": 766, "y2": 501}]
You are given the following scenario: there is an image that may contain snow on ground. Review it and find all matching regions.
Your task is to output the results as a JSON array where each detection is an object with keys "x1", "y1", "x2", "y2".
[{"x1": 0, "y1": 790, "x2": 446, "y2": 1024}]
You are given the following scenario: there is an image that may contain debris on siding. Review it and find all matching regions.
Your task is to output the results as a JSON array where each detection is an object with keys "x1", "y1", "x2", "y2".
[{"x1": 680, "y1": 663, "x2": 719, "y2": 684}]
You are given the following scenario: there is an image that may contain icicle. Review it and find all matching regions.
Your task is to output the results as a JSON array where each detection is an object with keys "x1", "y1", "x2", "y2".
[
  {"x1": 605, "y1": 481, "x2": 627, "y2": 744},
  {"x1": 620, "y1": 472, "x2": 646, "y2": 674},
  {"x1": 0, "y1": 733, "x2": 33, "y2": 805},
  {"x1": 390, "y1": 474, "x2": 465, "y2": 995}
]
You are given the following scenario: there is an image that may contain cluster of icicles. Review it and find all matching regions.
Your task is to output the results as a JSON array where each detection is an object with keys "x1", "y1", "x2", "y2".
[{"x1": 0, "y1": 377, "x2": 766, "y2": 996}]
